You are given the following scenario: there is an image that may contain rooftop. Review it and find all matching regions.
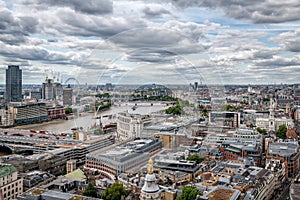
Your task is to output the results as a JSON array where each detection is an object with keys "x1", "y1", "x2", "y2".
[
  {"x1": 0, "y1": 164, "x2": 17, "y2": 178},
  {"x1": 65, "y1": 169, "x2": 86, "y2": 180},
  {"x1": 204, "y1": 186, "x2": 241, "y2": 200},
  {"x1": 268, "y1": 142, "x2": 298, "y2": 157},
  {"x1": 87, "y1": 138, "x2": 161, "y2": 163}
]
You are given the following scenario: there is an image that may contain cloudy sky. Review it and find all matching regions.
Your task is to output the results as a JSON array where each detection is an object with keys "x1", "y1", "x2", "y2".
[{"x1": 0, "y1": 0, "x2": 300, "y2": 85}]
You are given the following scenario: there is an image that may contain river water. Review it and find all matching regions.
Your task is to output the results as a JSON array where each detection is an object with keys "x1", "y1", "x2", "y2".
[{"x1": 16, "y1": 102, "x2": 169, "y2": 134}]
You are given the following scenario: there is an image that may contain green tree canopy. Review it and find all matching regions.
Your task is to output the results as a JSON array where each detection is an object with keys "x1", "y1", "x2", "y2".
[
  {"x1": 96, "y1": 93, "x2": 110, "y2": 98},
  {"x1": 198, "y1": 104, "x2": 204, "y2": 110},
  {"x1": 165, "y1": 105, "x2": 182, "y2": 115},
  {"x1": 256, "y1": 127, "x2": 267, "y2": 135},
  {"x1": 201, "y1": 108, "x2": 208, "y2": 117},
  {"x1": 187, "y1": 154, "x2": 204, "y2": 164},
  {"x1": 223, "y1": 104, "x2": 232, "y2": 111},
  {"x1": 65, "y1": 107, "x2": 73, "y2": 114},
  {"x1": 101, "y1": 182, "x2": 127, "y2": 200},
  {"x1": 83, "y1": 183, "x2": 98, "y2": 198},
  {"x1": 176, "y1": 186, "x2": 201, "y2": 200},
  {"x1": 276, "y1": 124, "x2": 287, "y2": 139}
]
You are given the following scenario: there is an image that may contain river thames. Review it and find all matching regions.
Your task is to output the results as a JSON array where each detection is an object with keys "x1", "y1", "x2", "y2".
[{"x1": 15, "y1": 102, "x2": 170, "y2": 134}]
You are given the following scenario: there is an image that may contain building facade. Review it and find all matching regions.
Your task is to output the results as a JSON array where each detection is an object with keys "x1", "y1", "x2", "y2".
[
  {"x1": 42, "y1": 78, "x2": 63, "y2": 101},
  {"x1": 10, "y1": 102, "x2": 48, "y2": 125},
  {"x1": 0, "y1": 164, "x2": 23, "y2": 200},
  {"x1": 209, "y1": 111, "x2": 240, "y2": 128},
  {"x1": 140, "y1": 159, "x2": 161, "y2": 200},
  {"x1": 267, "y1": 142, "x2": 299, "y2": 177},
  {"x1": 47, "y1": 106, "x2": 66, "y2": 119},
  {"x1": 63, "y1": 87, "x2": 73, "y2": 105},
  {"x1": 6, "y1": 65, "x2": 22, "y2": 102},
  {"x1": 117, "y1": 112, "x2": 151, "y2": 139},
  {"x1": 85, "y1": 138, "x2": 162, "y2": 180}
]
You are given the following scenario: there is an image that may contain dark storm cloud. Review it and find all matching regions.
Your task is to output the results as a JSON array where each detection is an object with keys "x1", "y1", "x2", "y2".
[
  {"x1": 21, "y1": 0, "x2": 113, "y2": 15},
  {"x1": 111, "y1": 27, "x2": 204, "y2": 50},
  {"x1": 0, "y1": 43, "x2": 86, "y2": 66},
  {"x1": 36, "y1": 7, "x2": 146, "y2": 38},
  {"x1": 110, "y1": 28, "x2": 183, "y2": 48},
  {"x1": 126, "y1": 48, "x2": 177, "y2": 63},
  {"x1": 143, "y1": 6, "x2": 171, "y2": 18},
  {"x1": 271, "y1": 30, "x2": 300, "y2": 52},
  {"x1": 0, "y1": 5, "x2": 38, "y2": 45},
  {"x1": 110, "y1": 27, "x2": 205, "y2": 63},
  {"x1": 170, "y1": 0, "x2": 300, "y2": 23}
]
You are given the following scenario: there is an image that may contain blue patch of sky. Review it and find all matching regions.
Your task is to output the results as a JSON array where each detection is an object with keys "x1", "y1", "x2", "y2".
[
  {"x1": 182, "y1": 7, "x2": 242, "y2": 25},
  {"x1": 4, "y1": 0, "x2": 15, "y2": 10},
  {"x1": 77, "y1": 36, "x2": 100, "y2": 41},
  {"x1": 277, "y1": 51, "x2": 295, "y2": 58}
]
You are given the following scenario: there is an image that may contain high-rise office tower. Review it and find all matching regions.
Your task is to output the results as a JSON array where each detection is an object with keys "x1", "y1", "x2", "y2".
[{"x1": 6, "y1": 65, "x2": 22, "y2": 102}]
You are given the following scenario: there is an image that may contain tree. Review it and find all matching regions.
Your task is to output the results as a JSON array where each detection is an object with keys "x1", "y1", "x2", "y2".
[
  {"x1": 101, "y1": 182, "x2": 127, "y2": 200},
  {"x1": 276, "y1": 124, "x2": 287, "y2": 139},
  {"x1": 198, "y1": 104, "x2": 204, "y2": 110},
  {"x1": 83, "y1": 183, "x2": 98, "y2": 198},
  {"x1": 257, "y1": 127, "x2": 267, "y2": 135},
  {"x1": 187, "y1": 154, "x2": 204, "y2": 164},
  {"x1": 223, "y1": 104, "x2": 232, "y2": 111},
  {"x1": 165, "y1": 105, "x2": 182, "y2": 115},
  {"x1": 201, "y1": 108, "x2": 208, "y2": 117},
  {"x1": 176, "y1": 186, "x2": 201, "y2": 200},
  {"x1": 65, "y1": 107, "x2": 73, "y2": 114}
]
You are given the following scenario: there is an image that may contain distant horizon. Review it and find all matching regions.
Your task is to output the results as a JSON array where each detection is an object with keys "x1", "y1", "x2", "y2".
[{"x1": 0, "y1": 83, "x2": 299, "y2": 87}]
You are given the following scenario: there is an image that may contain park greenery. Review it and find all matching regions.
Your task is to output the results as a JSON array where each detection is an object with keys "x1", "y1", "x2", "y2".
[
  {"x1": 101, "y1": 182, "x2": 127, "y2": 200},
  {"x1": 176, "y1": 186, "x2": 201, "y2": 200},
  {"x1": 198, "y1": 104, "x2": 208, "y2": 117},
  {"x1": 83, "y1": 183, "x2": 98, "y2": 198},
  {"x1": 165, "y1": 105, "x2": 182, "y2": 115},
  {"x1": 165, "y1": 99, "x2": 183, "y2": 115},
  {"x1": 96, "y1": 101, "x2": 112, "y2": 111},
  {"x1": 223, "y1": 104, "x2": 243, "y2": 112},
  {"x1": 96, "y1": 93, "x2": 110, "y2": 98},
  {"x1": 147, "y1": 95, "x2": 178, "y2": 101},
  {"x1": 256, "y1": 127, "x2": 267, "y2": 135},
  {"x1": 276, "y1": 124, "x2": 287, "y2": 139},
  {"x1": 65, "y1": 107, "x2": 73, "y2": 114},
  {"x1": 187, "y1": 154, "x2": 204, "y2": 164}
]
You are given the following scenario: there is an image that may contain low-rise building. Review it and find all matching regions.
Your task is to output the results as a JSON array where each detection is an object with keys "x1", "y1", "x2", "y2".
[
  {"x1": 267, "y1": 142, "x2": 299, "y2": 177},
  {"x1": 0, "y1": 164, "x2": 23, "y2": 200},
  {"x1": 200, "y1": 186, "x2": 241, "y2": 200},
  {"x1": 46, "y1": 106, "x2": 66, "y2": 119},
  {"x1": 153, "y1": 156, "x2": 202, "y2": 180},
  {"x1": 265, "y1": 159, "x2": 286, "y2": 192},
  {"x1": 20, "y1": 170, "x2": 55, "y2": 190},
  {"x1": 223, "y1": 143, "x2": 262, "y2": 166},
  {"x1": 85, "y1": 138, "x2": 162, "y2": 180},
  {"x1": 209, "y1": 111, "x2": 240, "y2": 128}
]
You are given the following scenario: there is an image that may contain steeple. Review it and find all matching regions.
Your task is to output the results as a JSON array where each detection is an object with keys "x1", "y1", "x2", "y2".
[
  {"x1": 148, "y1": 159, "x2": 153, "y2": 174},
  {"x1": 140, "y1": 159, "x2": 161, "y2": 200}
]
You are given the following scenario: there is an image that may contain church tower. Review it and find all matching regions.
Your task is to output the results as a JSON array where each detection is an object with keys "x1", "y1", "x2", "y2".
[
  {"x1": 140, "y1": 159, "x2": 161, "y2": 200},
  {"x1": 269, "y1": 98, "x2": 276, "y2": 132}
]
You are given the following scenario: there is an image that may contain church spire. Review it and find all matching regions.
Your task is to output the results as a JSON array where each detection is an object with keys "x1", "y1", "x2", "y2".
[{"x1": 148, "y1": 159, "x2": 153, "y2": 174}]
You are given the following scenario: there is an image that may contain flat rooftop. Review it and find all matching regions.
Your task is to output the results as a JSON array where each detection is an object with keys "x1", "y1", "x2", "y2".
[
  {"x1": 87, "y1": 138, "x2": 160, "y2": 162},
  {"x1": 268, "y1": 142, "x2": 298, "y2": 157},
  {"x1": 0, "y1": 164, "x2": 17, "y2": 178},
  {"x1": 204, "y1": 186, "x2": 241, "y2": 200}
]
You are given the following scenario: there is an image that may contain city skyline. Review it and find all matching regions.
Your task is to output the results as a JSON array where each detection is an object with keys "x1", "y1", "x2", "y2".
[{"x1": 0, "y1": 0, "x2": 300, "y2": 85}]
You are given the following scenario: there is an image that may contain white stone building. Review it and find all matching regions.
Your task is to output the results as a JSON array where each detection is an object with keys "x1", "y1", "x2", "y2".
[
  {"x1": 0, "y1": 164, "x2": 23, "y2": 200},
  {"x1": 117, "y1": 112, "x2": 151, "y2": 140}
]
